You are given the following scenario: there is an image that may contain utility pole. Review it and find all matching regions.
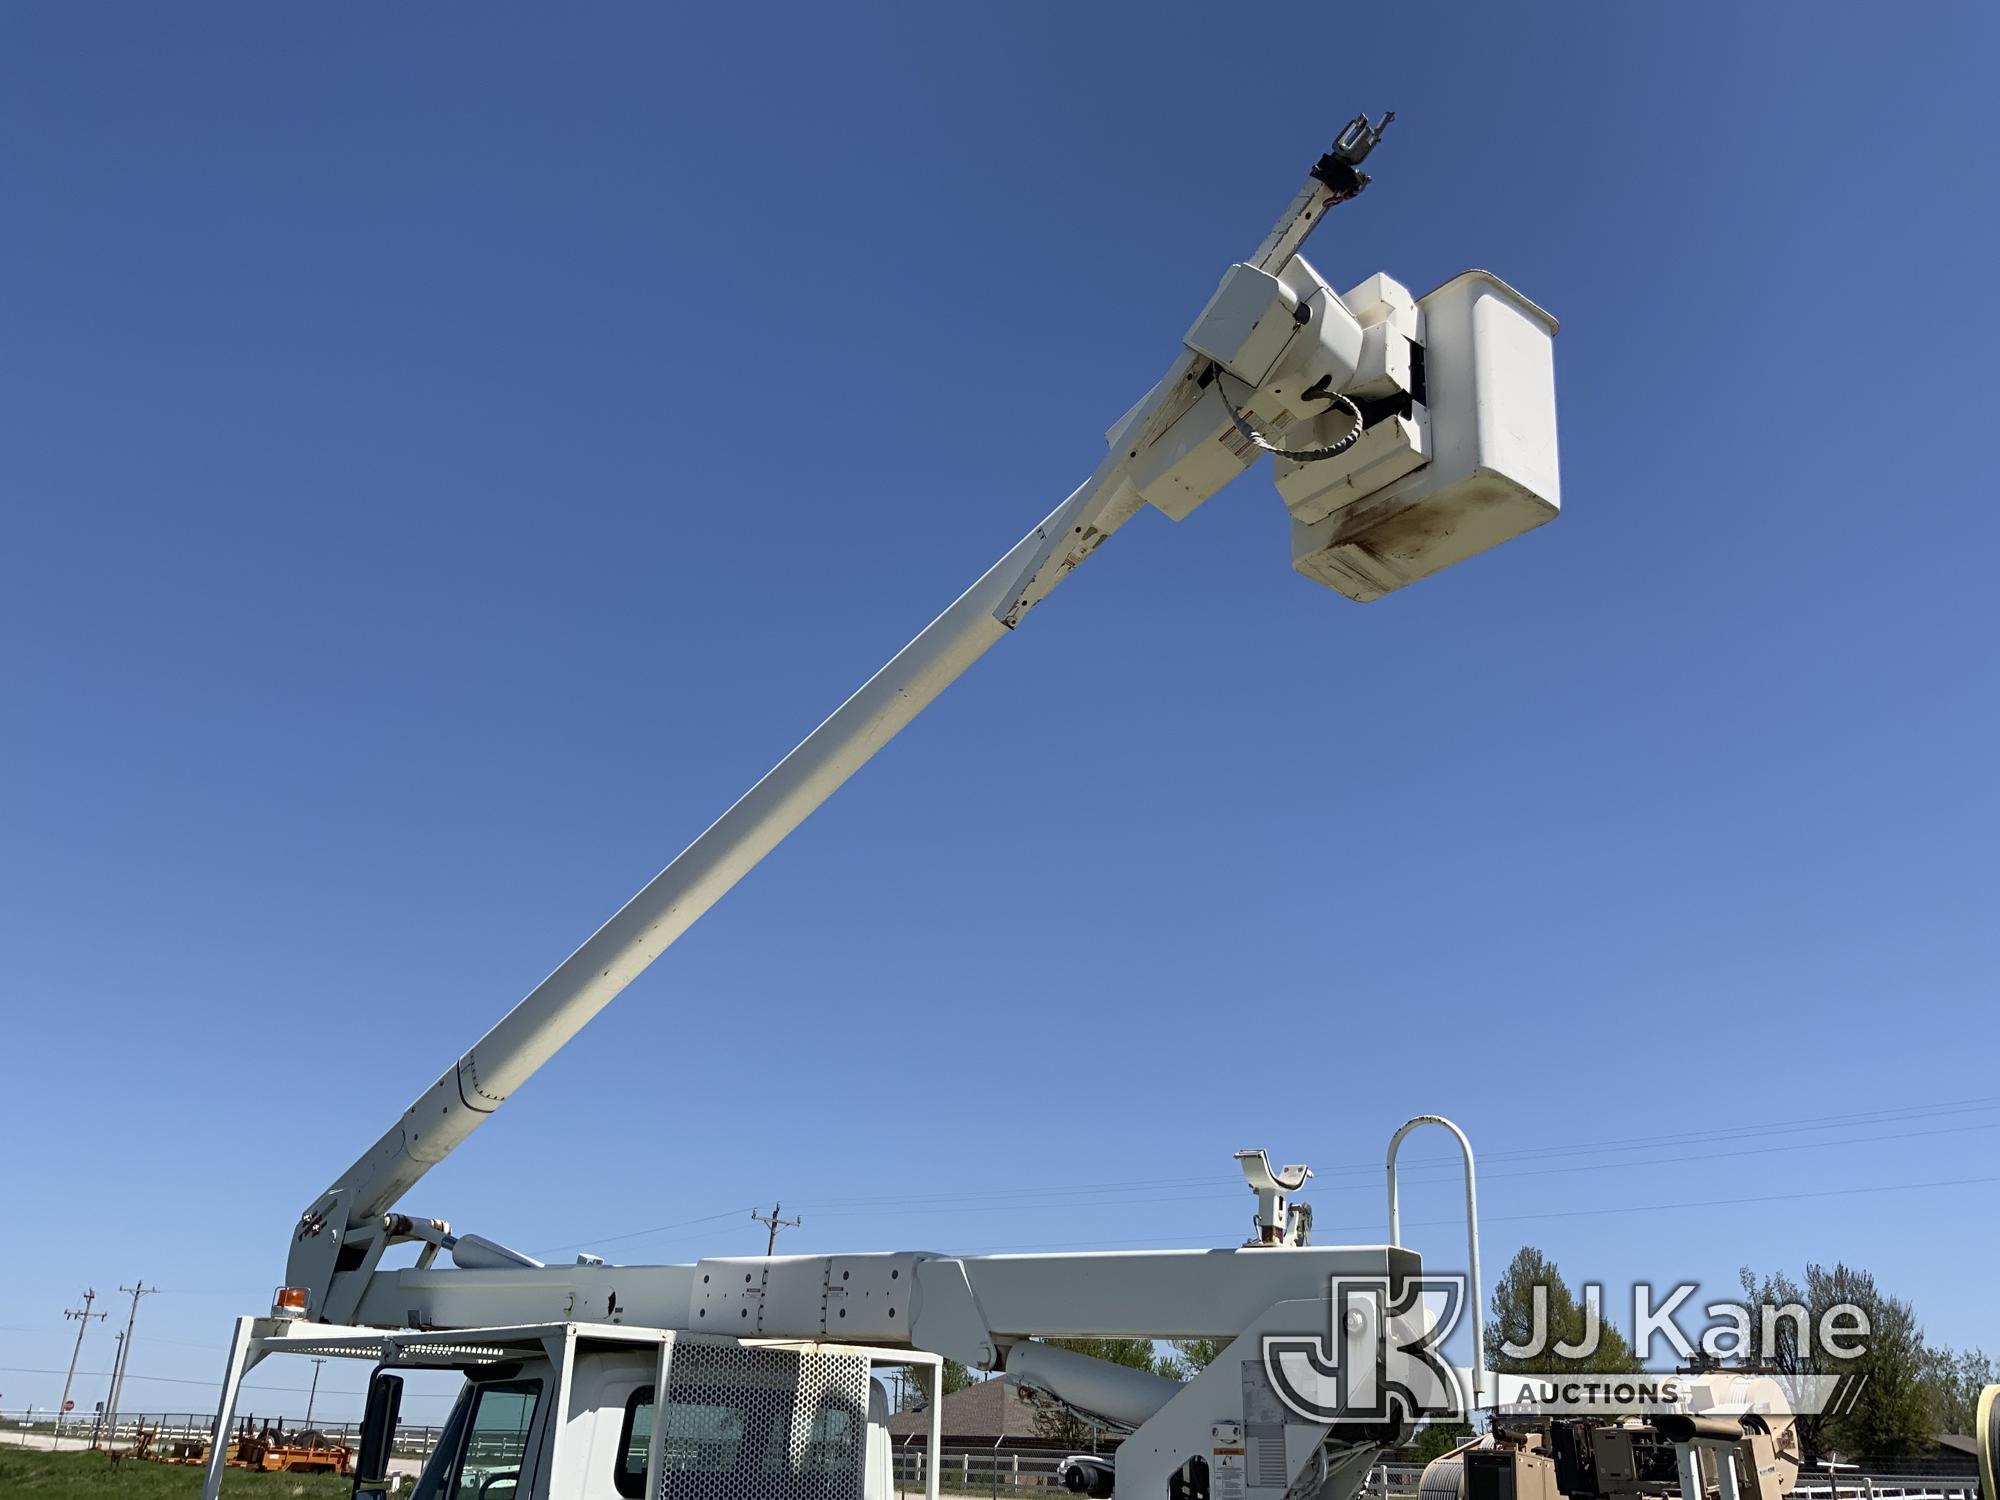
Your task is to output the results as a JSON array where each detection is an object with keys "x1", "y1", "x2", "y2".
[
  {"x1": 57, "y1": 1289, "x2": 106, "y2": 1442},
  {"x1": 92, "y1": 1332, "x2": 122, "y2": 1449},
  {"x1": 304, "y1": 1357, "x2": 326, "y2": 1431},
  {"x1": 751, "y1": 1203, "x2": 801, "y2": 1256},
  {"x1": 102, "y1": 1281, "x2": 157, "y2": 1448}
]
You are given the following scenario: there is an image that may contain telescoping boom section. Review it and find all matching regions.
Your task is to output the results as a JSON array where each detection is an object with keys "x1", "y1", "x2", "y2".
[{"x1": 219, "y1": 117, "x2": 1571, "y2": 1500}]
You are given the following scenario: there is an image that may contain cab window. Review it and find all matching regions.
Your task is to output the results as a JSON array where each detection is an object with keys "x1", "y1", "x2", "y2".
[
  {"x1": 445, "y1": 1380, "x2": 541, "y2": 1500},
  {"x1": 615, "y1": 1383, "x2": 862, "y2": 1498},
  {"x1": 615, "y1": 1388, "x2": 653, "y2": 1497},
  {"x1": 617, "y1": 1386, "x2": 750, "y2": 1496}
]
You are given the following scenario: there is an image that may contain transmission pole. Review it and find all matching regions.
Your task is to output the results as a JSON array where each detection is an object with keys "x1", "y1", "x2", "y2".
[
  {"x1": 751, "y1": 1202, "x2": 801, "y2": 1256},
  {"x1": 57, "y1": 1290, "x2": 106, "y2": 1442},
  {"x1": 102, "y1": 1281, "x2": 157, "y2": 1447}
]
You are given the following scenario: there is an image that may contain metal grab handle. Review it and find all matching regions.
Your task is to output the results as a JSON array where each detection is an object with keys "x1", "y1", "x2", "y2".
[{"x1": 1386, "y1": 1115, "x2": 1487, "y2": 1408}]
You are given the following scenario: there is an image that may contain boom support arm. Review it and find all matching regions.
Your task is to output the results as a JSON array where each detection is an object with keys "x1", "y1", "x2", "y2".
[{"x1": 289, "y1": 122, "x2": 1391, "y2": 1317}]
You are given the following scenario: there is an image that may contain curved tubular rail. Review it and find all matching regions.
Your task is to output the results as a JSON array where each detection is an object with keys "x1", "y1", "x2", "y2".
[{"x1": 1385, "y1": 1114, "x2": 1487, "y2": 1407}]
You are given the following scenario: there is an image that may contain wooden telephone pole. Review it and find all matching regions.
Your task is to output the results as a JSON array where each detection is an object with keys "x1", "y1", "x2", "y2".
[
  {"x1": 102, "y1": 1281, "x2": 157, "y2": 1446},
  {"x1": 751, "y1": 1203, "x2": 801, "y2": 1256},
  {"x1": 57, "y1": 1290, "x2": 105, "y2": 1439}
]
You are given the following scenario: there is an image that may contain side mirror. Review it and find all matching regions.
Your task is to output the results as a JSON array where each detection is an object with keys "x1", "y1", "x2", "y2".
[{"x1": 355, "y1": 1371, "x2": 404, "y2": 1498}]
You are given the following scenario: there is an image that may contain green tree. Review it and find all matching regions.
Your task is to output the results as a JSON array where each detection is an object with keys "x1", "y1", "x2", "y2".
[
  {"x1": 1158, "y1": 1337, "x2": 1228, "y2": 1381},
  {"x1": 1837, "y1": 1285, "x2": 1931, "y2": 1460},
  {"x1": 1486, "y1": 1247, "x2": 1641, "y2": 1375},
  {"x1": 1922, "y1": 1346, "x2": 1997, "y2": 1436},
  {"x1": 1409, "y1": 1423, "x2": 1475, "y2": 1463},
  {"x1": 1739, "y1": 1262, "x2": 1934, "y2": 1463},
  {"x1": 1738, "y1": 1265, "x2": 1827, "y2": 1464},
  {"x1": 900, "y1": 1358, "x2": 975, "y2": 1410}
]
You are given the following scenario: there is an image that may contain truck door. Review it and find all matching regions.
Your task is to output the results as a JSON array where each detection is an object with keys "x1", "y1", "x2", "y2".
[{"x1": 413, "y1": 1378, "x2": 545, "y2": 1500}]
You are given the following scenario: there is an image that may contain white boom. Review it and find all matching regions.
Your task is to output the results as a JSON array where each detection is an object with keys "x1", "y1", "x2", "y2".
[
  {"x1": 210, "y1": 117, "x2": 1573, "y2": 1500},
  {"x1": 286, "y1": 110, "x2": 1546, "y2": 1319}
]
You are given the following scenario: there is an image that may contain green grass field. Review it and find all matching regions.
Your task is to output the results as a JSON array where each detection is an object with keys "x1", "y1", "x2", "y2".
[{"x1": 0, "y1": 1446, "x2": 353, "y2": 1497}]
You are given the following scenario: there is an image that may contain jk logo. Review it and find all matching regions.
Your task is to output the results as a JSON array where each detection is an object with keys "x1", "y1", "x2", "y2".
[{"x1": 1261, "y1": 1275, "x2": 1468, "y2": 1427}]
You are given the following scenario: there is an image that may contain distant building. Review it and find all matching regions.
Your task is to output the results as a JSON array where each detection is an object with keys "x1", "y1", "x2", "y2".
[
  {"x1": 1815, "y1": 1434, "x2": 1978, "y2": 1477},
  {"x1": 1916, "y1": 1434, "x2": 1980, "y2": 1475},
  {"x1": 884, "y1": 1378, "x2": 1100, "y2": 1455}
]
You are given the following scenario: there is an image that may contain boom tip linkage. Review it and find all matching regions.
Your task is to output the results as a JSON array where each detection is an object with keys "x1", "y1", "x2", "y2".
[{"x1": 1312, "y1": 109, "x2": 1396, "y2": 202}]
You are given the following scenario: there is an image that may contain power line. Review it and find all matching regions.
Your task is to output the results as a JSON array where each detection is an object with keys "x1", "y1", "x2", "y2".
[
  {"x1": 1427, "y1": 1117, "x2": 2000, "y2": 1188},
  {"x1": 778, "y1": 1114, "x2": 2000, "y2": 1221},
  {"x1": 1316, "y1": 1172, "x2": 2000, "y2": 1240},
  {"x1": 535, "y1": 1206, "x2": 756, "y2": 1257},
  {"x1": 788, "y1": 1171, "x2": 1242, "y2": 1211},
  {"x1": 1279, "y1": 1117, "x2": 2000, "y2": 1202},
  {"x1": 779, "y1": 1094, "x2": 2000, "y2": 1214},
  {"x1": 944, "y1": 1171, "x2": 2000, "y2": 1254},
  {"x1": 283, "y1": 1091, "x2": 2000, "y2": 1268},
  {"x1": 1307, "y1": 1095, "x2": 2000, "y2": 1180}
]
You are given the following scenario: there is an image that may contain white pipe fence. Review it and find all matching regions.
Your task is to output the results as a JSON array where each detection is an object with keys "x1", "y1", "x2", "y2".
[{"x1": 0, "y1": 1408, "x2": 448, "y2": 1460}]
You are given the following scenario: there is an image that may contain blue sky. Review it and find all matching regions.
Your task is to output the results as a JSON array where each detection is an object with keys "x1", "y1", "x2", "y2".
[{"x1": 3, "y1": 5, "x2": 1997, "y2": 1426}]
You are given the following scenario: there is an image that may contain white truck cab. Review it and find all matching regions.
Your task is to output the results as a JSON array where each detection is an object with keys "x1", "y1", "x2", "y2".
[{"x1": 213, "y1": 1322, "x2": 934, "y2": 1500}]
